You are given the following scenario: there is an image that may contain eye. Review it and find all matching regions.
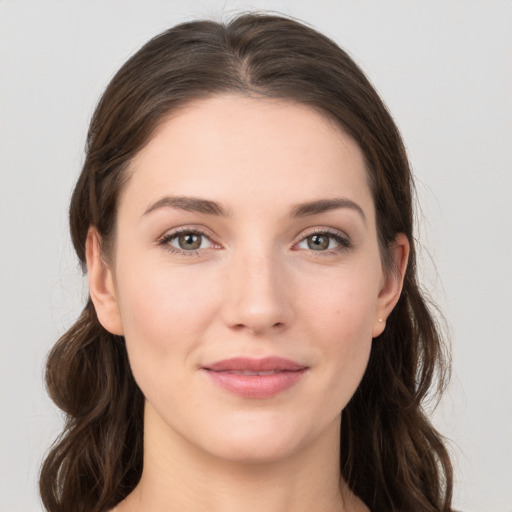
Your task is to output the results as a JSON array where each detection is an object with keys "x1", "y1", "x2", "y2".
[
  {"x1": 296, "y1": 230, "x2": 350, "y2": 252},
  {"x1": 159, "y1": 229, "x2": 214, "y2": 253}
]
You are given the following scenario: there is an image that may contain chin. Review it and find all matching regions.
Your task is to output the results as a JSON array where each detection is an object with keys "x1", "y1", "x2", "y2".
[
  {"x1": 207, "y1": 435, "x2": 302, "y2": 464},
  {"x1": 196, "y1": 412, "x2": 328, "y2": 465}
]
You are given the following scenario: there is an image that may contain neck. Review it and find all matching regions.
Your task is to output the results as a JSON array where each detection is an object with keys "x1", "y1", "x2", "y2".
[{"x1": 116, "y1": 404, "x2": 367, "y2": 512}]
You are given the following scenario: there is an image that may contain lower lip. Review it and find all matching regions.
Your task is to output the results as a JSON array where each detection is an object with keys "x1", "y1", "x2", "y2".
[{"x1": 202, "y1": 369, "x2": 307, "y2": 399}]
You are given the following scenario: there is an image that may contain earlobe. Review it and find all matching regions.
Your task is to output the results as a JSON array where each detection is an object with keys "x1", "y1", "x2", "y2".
[
  {"x1": 85, "y1": 227, "x2": 124, "y2": 335},
  {"x1": 372, "y1": 233, "x2": 410, "y2": 338}
]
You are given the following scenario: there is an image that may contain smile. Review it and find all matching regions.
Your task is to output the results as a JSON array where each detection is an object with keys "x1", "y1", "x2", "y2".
[
  {"x1": 202, "y1": 357, "x2": 308, "y2": 399},
  {"x1": 221, "y1": 370, "x2": 284, "y2": 375}
]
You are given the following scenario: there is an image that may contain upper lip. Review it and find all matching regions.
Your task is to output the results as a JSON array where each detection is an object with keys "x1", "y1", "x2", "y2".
[{"x1": 203, "y1": 357, "x2": 307, "y2": 372}]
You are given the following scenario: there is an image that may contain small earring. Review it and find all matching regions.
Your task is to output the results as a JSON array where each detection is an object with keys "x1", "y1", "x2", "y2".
[{"x1": 378, "y1": 318, "x2": 383, "y2": 323}]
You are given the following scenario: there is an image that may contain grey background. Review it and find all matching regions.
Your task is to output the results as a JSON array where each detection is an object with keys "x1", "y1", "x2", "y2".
[{"x1": 1, "y1": 1, "x2": 511, "y2": 510}]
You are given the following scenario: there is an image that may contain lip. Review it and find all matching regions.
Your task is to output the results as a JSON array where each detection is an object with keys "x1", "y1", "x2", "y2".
[{"x1": 202, "y1": 357, "x2": 308, "y2": 399}]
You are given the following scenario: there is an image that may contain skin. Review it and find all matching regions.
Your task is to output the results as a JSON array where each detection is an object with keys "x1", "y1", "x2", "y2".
[{"x1": 87, "y1": 94, "x2": 409, "y2": 512}]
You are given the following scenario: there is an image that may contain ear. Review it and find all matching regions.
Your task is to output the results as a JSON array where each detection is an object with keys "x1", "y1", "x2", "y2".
[
  {"x1": 85, "y1": 227, "x2": 124, "y2": 335},
  {"x1": 372, "y1": 233, "x2": 410, "y2": 338}
]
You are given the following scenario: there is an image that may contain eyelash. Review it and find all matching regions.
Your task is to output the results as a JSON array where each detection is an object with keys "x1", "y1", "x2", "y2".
[
  {"x1": 296, "y1": 228, "x2": 352, "y2": 255},
  {"x1": 157, "y1": 228, "x2": 216, "y2": 256},
  {"x1": 157, "y1": 227, "x2": 352, "y2": 257}
]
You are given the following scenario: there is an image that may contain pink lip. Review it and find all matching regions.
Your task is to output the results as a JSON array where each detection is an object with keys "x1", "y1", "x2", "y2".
[{"x1": 202, "y1": 357, "x2": 308, "y2": 399}]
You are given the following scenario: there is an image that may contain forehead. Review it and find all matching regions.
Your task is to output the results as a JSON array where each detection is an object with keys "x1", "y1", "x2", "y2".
[{"x1": 122, "y1": 94, "x2": 374, "y2": 218}]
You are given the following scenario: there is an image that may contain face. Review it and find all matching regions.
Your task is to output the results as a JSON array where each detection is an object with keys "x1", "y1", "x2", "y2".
[{"x1": 88, "y1": 94, "x2": 406, "y2": 464}]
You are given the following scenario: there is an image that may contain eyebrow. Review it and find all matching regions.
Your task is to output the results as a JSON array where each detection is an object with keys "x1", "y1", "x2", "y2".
[
  {"x1": 143, "y1": 196, "x2": 229, "y2": 217},
  {"x1": 290, "y1": 198, "x2": 366, "y2": 224},
  {"x1": 143, "y1": 195, "x2": 366, "y2": 223}
]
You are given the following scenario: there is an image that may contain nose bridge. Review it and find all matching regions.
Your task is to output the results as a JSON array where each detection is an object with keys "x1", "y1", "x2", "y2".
[{"x1": 222, "y1": 239, "x2": 292, "y2": 333}]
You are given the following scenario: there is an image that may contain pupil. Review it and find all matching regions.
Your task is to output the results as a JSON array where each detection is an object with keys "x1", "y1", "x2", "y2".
[
  {"x1": 179, "y1": 233, "x2": 201, "y2": 250},
  {"x1": 308, "y1": 234, "x2": 329, "y2": 250}
]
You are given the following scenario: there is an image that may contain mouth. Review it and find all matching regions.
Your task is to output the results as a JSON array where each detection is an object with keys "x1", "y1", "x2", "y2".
[{"x1": 201, "y1": 357, "x2": 308, "y2": 399}]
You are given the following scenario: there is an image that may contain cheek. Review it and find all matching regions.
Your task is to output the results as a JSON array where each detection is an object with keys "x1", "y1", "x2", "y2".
[
  {"x1": 298, "y1": 264, "x2": 379, "y2": 404},
  {"x1": 311, "y1": 289, "x2": 374, "y2": 376},
  {"x1": 301, "y1": 262, "x2": 380, "y2": 344},
  {"x1": 117, "y1": 257, "x2": 220, "y2": 333},
  {"x1": 114, "y1": 261, "x2": 221, "y2": 390}
]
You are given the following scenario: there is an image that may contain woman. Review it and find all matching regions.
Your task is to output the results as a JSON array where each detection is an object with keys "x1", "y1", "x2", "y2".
[{"x1": 40, "y1": 12, "x2": 453, "y2": 512}]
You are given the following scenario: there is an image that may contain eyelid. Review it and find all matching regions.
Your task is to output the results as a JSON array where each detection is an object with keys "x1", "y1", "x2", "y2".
[
  {"x1": 157, "y1": 225, "x2": 221, "y2": 255},
  {"x1": 158, "y1": 224, "x2": 218, "y2": 241},
  {"x1": 293, "y1": 227, "x2": 352, "y2": 251},
  {"x1": 156, "y1": 225, "x2": 352, "y2": 256}
]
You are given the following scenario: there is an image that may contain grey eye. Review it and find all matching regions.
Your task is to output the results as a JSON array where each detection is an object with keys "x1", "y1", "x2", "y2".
[
  {"x1": 307, "y1": 234, "x2": 330, "y2": 251},
  {"x1": 296, "y1": 231, "x2": 348, "y2": 252}
]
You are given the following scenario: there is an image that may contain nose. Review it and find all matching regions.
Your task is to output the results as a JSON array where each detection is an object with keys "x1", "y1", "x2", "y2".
[{"x1": 221, "y1": 248, "x2": 293, "y2": 335}]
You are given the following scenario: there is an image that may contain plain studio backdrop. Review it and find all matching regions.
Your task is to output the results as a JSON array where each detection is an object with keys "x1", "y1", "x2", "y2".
[{"x1": 0, "y1": 1, "x2": 510, "y2": 511}]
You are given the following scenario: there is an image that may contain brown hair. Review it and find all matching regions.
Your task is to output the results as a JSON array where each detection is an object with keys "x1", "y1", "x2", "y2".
[{"x1": 40, "y1": 12, "x2": 453, "y2": 512}]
